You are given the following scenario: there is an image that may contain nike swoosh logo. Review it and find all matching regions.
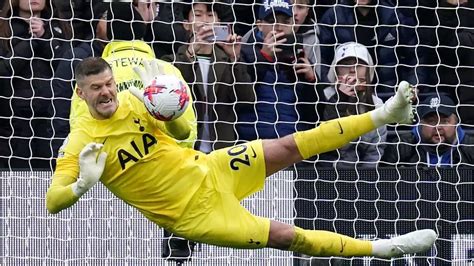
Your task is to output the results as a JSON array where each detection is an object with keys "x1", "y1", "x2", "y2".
[
  {"x1": 248, "y1": 239, "x2": 261, "y2": 245},
  {"x1": 250, "y1": 146, "x2": 257, "y2": 158},
  {"x1": 337, "y1": 121, "x2": 344, "y2": 134},
  {"x1": 339, "y1": 237, "x2": 347, "y2": 253}
]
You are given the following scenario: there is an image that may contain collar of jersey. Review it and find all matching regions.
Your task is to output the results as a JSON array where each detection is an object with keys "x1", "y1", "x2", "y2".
[{"x1": 102, "y1": 40, "x2": 155, "y2": 58}]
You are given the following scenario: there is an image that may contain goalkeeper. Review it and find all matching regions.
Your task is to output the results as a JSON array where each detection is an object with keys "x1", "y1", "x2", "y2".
[
  {"x1": 68, "y1": 2, "x2": 196, "y2": 149},
  {"x1": 46, "y1": 57, "x2": 437, "y2": 258}
]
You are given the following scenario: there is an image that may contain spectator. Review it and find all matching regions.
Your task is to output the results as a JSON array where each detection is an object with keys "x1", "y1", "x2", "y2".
[
  {"x1": 381, "y1": 95, "x2": 474, "y2": 167},
  {"x1": 318, "y1": 0, "x2": 425, "y2": 95},
  {"x1": 292, "y1": 0, "x2": 321, "y2": 78},
  {"x1": 145, "y1": 2, "x2": 188, "y2": 58},
  {"x1": 162, "y1": 0, "x2": 255, "y2": 153},
  {"x1": 318, "y1": 42, "x2": 387, "y2": 168},
  {"x1": 312, "y1": 0, "x2": 336, "y2": 22},
  {"x1": 242, "y1": 0, "x2": 321, "y2": 77},
  {"x1": 53, "y1": 0, "x2": 97, "y2": 41},
  {"x1": 0, "y1": 0, "x2": 71, "y2": 169},
  {"x1": 146, "y1": 0, "x2": 235, "y2": 58},
  {"x1": 52, "y1": 2, "x2": 109, "y2": 156},
  {"x1": 416, "y1": 0, "x2": 474, "y2": 125},
  {"x1": 53, "y1": 2, "x2": 109, "y2": 99},
  {"x1": 238, "y1": 0, "x2": 319, "y2": 141}
]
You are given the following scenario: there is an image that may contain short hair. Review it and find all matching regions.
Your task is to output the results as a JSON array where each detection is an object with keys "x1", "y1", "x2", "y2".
[
  {"x1": 182, "y1": 0, "x2": 228, "y2": 21},
  {"x1": 75, "y1": 57, "x2": 112, "y2": 86}
]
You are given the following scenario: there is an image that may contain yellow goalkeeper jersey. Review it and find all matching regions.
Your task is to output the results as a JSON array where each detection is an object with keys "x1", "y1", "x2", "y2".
[
  {"x1": 69, "y1": 40, "x2": 197, "y2": 148},
  {"x1": 50, "y1": 91, "x2": 206, "y2": 228}
]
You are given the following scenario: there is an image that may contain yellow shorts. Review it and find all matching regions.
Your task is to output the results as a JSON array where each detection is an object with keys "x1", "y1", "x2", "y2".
[{"x1": 172, "y1": 140, "x2": 271, "y2": 248}]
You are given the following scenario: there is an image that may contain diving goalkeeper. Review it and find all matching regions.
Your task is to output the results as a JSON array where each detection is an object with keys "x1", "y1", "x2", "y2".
[{"x1": 46, "y1": 57, "x2": 437, "y2": 258}]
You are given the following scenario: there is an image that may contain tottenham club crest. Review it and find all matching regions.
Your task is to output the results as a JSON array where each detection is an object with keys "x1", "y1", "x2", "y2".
[
  {"x1": 263, "y1": 0, "x2": 289, "y2": 11},
  {"x1": 429, "y1": 97, "x2": 440, "y2": 109}
]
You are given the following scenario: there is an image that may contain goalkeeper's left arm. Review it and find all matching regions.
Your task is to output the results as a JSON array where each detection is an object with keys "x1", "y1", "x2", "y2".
[
  {"x1": 160, "y1": 79, "x2": 197, "y2": 146},
  {"x1": 162, "y1": 106, "x2": 194, "y2": 141},
  {"x1": 130, "y1": 59, "x2": 197, "y2": 147},
  {"x1": 128, "y1": 85, "x2": 196, "y2": 143}
]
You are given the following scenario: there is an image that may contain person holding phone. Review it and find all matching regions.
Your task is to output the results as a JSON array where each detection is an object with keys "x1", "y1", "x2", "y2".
[
  {"x1": 237, "y1": 0, "x2": 319, "y2": 141},
  {"x1": 180, "y1": 1, "x2": 241, "y2": 63},
  {"x1": 292, "y1": 0, "x2": 321, "y2": 80}
]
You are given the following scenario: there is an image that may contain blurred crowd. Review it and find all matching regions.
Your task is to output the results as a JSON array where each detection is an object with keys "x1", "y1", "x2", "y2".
[{"x1": 0, "y1": 0, "x2": 473, "y2": 170}]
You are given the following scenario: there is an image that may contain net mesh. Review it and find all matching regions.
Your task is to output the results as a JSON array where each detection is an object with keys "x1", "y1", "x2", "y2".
[
  {"x1": 0, "y1": 0, "x2": 473, "y2": 264},
  {"x1": 1, "y1": 169, "x2": 473, "y2": 264}
]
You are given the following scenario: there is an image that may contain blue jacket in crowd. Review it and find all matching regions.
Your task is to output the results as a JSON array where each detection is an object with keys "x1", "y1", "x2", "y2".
[{"x1": 238, "y1": 28, "x2": 319, "y2": 140}]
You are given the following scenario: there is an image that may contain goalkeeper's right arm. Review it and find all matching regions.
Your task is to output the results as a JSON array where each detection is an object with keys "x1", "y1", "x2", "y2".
[
  {"x1": 46, "y1": 143, "x2": 107, "y2": 214},
  {"x1": 46, "y1": 174, "x2": 81, "y2": 214}
]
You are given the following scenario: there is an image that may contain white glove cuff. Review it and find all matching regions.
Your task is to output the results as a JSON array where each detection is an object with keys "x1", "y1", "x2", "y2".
[{"x1": 71, "y1": 178, "x2": 91, "y2": 197}]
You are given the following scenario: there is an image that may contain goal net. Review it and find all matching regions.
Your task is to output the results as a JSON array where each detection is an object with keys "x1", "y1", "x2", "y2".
[
  {"x1": 1, "y1": 0, "x2": 473, "y2": 265},
  {"x1": 1, "y1": 169, "x2": 472, "y2": 264}
]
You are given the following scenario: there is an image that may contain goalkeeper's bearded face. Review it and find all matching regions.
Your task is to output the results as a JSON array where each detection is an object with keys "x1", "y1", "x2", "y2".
[{"x1": 76, "y1": 68, "x2": 118, "y2": 120}]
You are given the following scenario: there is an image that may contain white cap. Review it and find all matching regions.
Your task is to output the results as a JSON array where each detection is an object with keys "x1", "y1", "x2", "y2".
[{"x1": 327, "y1": 42, "x2": 374, "y2": 84}]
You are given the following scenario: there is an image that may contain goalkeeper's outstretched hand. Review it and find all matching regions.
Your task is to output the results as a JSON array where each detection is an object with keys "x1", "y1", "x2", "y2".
[
  {"x1": 72, "y1": 143, "x2": 108, "y2": 197},
  {"x1": 129, "y1": 59, "x2": 165, "y2": 102}
]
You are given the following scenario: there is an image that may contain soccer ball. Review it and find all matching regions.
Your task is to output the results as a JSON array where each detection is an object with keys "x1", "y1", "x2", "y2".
[{"x1": 142, "y1": 75, "x2": 190, "y2": 121}]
